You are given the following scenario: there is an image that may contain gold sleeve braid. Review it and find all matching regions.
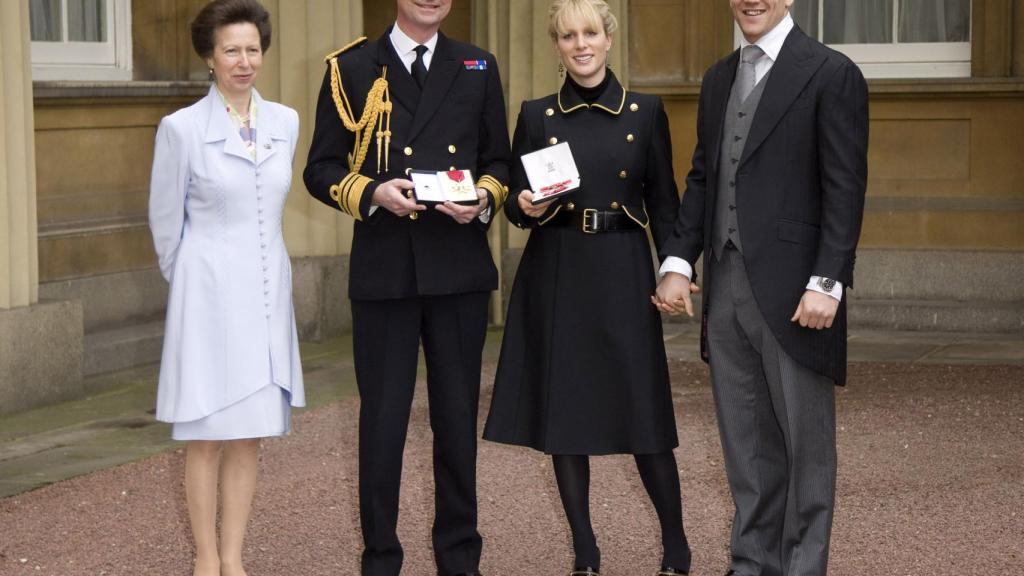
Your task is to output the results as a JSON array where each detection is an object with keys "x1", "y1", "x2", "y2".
[
  {"x1": 476, "y1": 175, "x2": 508, "y2": 211},
  {"x1": 324, "y1": 40, "x2": 391, "y2": 221}
]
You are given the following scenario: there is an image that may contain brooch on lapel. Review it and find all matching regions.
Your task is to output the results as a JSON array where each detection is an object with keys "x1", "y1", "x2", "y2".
[{"x1": 463, "y1": 60, "x2": 487, "y2": 70}]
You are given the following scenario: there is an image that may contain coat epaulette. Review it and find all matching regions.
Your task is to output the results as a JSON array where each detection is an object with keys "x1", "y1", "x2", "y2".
[{"x1": 324, "y1": 36, "x2": 367, "y2": 63}]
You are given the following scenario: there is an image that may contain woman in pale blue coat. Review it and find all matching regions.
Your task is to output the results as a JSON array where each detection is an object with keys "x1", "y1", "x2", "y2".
[{"x1": 148, "y1": 1, "x2": 304, "y2": 574}]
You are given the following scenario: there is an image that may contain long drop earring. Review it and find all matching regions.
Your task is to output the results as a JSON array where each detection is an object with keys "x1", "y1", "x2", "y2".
[{"x1": 558, "y1": 61, "x2": 565, "y2": 80}]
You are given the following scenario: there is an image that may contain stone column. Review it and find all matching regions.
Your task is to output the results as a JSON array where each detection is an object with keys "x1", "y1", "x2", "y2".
[{"x1": 0, "y1": 2, "x2": 83, "y2": 415}]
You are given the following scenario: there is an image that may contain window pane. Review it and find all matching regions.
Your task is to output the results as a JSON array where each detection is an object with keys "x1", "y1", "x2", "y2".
[
  {"x1": 899, "y1": 0, "x2": 970, "y2": 43},
  {"x1": 790, "y1": 0, "x2": 819, "y2": 40},
  {"x1": 30, "y1": 0, "x2": 63, "y2": 42},
  {"x1": 823, "y1": 0, "x2": 893, "y2": 44},
  {"x1": 67, "y1": 0, "x2": 107, "y2": 43}
]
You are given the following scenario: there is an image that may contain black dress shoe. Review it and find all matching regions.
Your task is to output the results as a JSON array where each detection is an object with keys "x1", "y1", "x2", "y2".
[
  {"x1": 656, "y1": 567, "x2": 688, "y2": 575},
  {"x1": 569, "y1": 568, "x2": 600, "y2": 576}
]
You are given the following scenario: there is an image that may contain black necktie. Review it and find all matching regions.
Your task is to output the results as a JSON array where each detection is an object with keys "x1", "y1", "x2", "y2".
[{"x1": 412, "y1": 45, "x2": 428, "y2": 89}]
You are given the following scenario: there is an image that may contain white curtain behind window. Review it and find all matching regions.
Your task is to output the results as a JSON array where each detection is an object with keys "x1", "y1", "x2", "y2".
[
  {"x1": 899, "y1": 0, "x2": 970, "y2": 42},
  {"x1": 790, "y1": 0, "x2": 819, "y2": 40},
  {"x1": 824, "y1": 0, "x2": 893, "y2": 44},
  {"x1": 68, "y1": 0, "x2": 106, "y2": 42},
  {"x1": 29, "y1": 0, "x2": 62, "y2": 42}
]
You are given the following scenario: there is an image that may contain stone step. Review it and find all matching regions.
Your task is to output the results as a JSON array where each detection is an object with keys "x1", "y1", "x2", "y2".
[
  {"x1": 84, "y1": 320, "x2": 164, "y2": 377},
  {"x1": 848, "y1": 297, "x2": 1024, "y2": 334}
]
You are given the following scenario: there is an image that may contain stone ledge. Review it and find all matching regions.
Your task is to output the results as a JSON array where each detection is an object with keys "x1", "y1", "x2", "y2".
[{"x1": 0, "y1": 300, "x2": 84, "y2": 416}]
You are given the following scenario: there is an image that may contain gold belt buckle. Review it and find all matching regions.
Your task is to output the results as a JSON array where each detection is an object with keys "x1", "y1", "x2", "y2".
[{"x1": 582, "y1": 208, "x2": 599, "y2": 234}]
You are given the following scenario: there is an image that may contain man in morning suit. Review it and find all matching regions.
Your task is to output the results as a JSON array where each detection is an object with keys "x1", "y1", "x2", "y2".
[
  {"x1": 303, "y1": 1, "x2": 511, "y2": 574},
  {"x1": 654, "y1": 1, "x2": 868, "y2": 574}
]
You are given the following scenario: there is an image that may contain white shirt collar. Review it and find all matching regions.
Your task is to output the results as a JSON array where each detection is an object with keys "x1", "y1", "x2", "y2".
[
  {"x1": 390, "y1": 22, "x2": 439, "y2": 60},
  {"x1": 739, "y1": 11, "x2": 794, "y2": 63}
]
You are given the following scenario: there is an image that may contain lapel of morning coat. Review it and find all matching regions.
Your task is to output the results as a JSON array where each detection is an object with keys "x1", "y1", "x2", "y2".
[
  {"x1": 739, "y1": 25, "x2": 827, "y2": 168},
  {"x1": 407, "y1": 32, "x2": 461, "y2": 143}
]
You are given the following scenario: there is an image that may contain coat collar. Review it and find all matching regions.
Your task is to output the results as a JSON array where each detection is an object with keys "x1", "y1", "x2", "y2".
[
  {"x1": 557, "y1": 70, "x2": 626, "y2": 115},
  {"x1": 203, "y1": 84, "x2": 285, "y2": 165}
]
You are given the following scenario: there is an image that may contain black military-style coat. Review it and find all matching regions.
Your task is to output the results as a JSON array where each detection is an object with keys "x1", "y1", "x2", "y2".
[
  {"x1": 303, "y1": 29, "x2": 512, "y2": 300},
  {"x1": 483, "y1": 73, "x2": 681, "y2": 455}
]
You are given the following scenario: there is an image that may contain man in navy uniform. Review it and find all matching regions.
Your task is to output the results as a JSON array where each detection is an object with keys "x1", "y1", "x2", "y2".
[
  {"x1": 303, "y1": 1, "x2": 510, "y2": 574},
  {"x1": 654, "y1": 0, "x2": 868, "y2": 574}
]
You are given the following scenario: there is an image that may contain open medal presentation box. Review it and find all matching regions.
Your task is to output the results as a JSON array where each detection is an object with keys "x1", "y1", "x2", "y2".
[
  {"x1": 410, "y1": 169, "x2": 479, "y2": 205},
  {"x1": 521, "y1": 141, "x2": 581, "y2": 205}
]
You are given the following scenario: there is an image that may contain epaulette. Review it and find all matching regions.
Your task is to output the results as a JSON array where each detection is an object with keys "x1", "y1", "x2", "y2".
[{"x1": 324, "y1": 36, "x2": 367, "y2": 63}]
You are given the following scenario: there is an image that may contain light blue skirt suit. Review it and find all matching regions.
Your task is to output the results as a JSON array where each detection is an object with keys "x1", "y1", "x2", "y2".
[{"x1": 149, "y1": 85, "x2": 305, "y2": 441}]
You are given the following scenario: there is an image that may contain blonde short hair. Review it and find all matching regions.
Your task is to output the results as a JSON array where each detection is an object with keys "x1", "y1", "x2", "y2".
[{"x1": 548, "y1": 0, "x2": 618, "y2": 41}]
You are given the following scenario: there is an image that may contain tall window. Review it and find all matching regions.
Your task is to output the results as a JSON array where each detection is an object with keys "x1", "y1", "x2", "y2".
[
  {"x1": 30, "y1": 0, "x2": 132, "y2": 81},
  {"x1": 789, "y1": 0, "x2": 971, "y2": 78}
]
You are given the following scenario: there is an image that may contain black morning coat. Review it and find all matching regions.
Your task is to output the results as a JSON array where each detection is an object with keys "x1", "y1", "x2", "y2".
[
  {"x1": 303, "y1": 29, "x2": 512, "y2": 301},
  {"x1": 483, "y1": 72, "x2": 682, "y2": 455},
  {"x1": 660, "y1": 25, "x2": 869, "y2": 385}
]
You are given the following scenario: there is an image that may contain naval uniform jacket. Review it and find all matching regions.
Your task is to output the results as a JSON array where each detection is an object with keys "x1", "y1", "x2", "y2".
[
  {"x1": 303, "y1": 30, "x2": 512, "y2": 300},
  {"x1": 661, "y1": 26, "x2": 868, "y2": 385},
  {"x1": 483, "y1": 73, "x2": 680, "y2": 455}
]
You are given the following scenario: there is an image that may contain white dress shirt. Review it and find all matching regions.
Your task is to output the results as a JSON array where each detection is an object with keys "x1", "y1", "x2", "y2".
[
  {"x1": 390, "y1": 22, "x2": 438, "y2": 74},
  {"x1": 659, "y1": 12, "x2": 842, "y2": 301}
]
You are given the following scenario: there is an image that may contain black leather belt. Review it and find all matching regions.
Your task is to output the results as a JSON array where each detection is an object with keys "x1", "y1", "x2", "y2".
[{"x1": 547, "y1": 208, "x2": 642, "y2": 233}]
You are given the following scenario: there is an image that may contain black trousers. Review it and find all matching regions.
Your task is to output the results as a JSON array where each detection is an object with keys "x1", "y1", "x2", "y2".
[{"x1": 351, "y1": 292, "x2": 490, "y2": 576}]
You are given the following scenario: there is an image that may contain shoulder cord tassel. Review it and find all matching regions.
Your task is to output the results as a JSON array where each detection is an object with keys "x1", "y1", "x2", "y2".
[{"x1": 329, "y1": 60, "x2": 391, "y2": 175}]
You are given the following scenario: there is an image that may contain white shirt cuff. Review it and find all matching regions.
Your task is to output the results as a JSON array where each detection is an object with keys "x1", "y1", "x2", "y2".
[
  {"x1": 806, "y1": 276, "x2": 843, "y2": 301},
  {"x1": 477, "y1": 205, "x2": 492, "y2": 224},
  {"x1": 659, "y1": 256, "x2": 693, "y2": 280}
]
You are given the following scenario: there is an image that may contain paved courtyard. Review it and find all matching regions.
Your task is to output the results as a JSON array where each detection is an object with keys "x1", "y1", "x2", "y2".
[{"x1": 1, "y1": 325, "x2": 1022, "y2": 575}]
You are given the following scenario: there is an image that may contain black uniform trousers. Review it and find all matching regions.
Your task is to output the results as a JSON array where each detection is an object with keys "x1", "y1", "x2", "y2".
[{"x1": 351, "y1": 291, "x2": 489, "y2": 576}]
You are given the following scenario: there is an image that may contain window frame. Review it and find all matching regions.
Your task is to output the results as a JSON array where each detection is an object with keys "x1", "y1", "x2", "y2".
[
  {"x1": 31, "y1": 0, "x2": 133, "y2": 81},
  {"x1": 735, "y1": 1, "x2": 972, "y2": 79}
]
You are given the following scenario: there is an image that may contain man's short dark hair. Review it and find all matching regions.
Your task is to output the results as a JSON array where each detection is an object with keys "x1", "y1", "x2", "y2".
[{"x1": 191, "y1": 0, "x2": 272, "y2": 59}]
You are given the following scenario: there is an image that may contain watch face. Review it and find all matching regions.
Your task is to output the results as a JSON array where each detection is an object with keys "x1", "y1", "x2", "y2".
[{"x1": 819, "y1": 277, "x2": 836, "y2": 293}]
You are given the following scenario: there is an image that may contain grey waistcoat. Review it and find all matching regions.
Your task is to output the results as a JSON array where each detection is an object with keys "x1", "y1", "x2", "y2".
[{"x1": 712, "y1": 68, "x2": 771, "y2": 258}]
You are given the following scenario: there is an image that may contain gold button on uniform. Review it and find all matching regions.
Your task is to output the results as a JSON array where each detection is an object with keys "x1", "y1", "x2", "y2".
[
  {"x1": 626, "y1": 134, "x2": 635, "y2": 142},
  {"x1": 405, "y1": 168, "x2": 412, "y2": 176},
  {"x1": 630, "y1": 103, "x2": 639, "y2": 112},
  {"x1": 545, "y1": 108, "x2": 555, "y2": 117},
  {"x1": 549, "y1": 137, "x2": 558, "y2": 145},
  {"x1": 448, "y1": 145, "x2": 456, "y2": 154},
  {"x1": 567, "y1": 202, "x2": 575, "y2": 211},
  {"x1": 449, "y1": 166, "x2": 456, "y2": 171},
  {"x1": 610, "y1": 201, "x2": 620, "y2": 209},
  {"x1": 404, "y1": 146, "x2": 413, "y2": 156},
  {"x1": 619, "y1": 170, "x2": 628, "y2": 179}
]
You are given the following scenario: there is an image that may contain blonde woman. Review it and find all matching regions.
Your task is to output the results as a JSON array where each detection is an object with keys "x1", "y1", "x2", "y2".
[
  {"x1": 484, "y1": 1, "x2": 692, "y2": 574},
  {"x1": 148, "y1": 1, "x2": 304, "y2": 574}
]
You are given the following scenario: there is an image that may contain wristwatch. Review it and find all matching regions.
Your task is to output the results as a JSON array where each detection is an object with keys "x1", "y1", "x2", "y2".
[{"x1": 816, "y1": 277, "x2": 837, "y2": 294}]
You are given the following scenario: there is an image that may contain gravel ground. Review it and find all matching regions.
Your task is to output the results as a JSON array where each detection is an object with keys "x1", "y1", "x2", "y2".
[{"x1": 1, "y1": 360, "x2": 1022, "y2": 575}]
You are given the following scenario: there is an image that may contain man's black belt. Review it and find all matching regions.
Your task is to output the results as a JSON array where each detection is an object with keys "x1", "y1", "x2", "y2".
[{"x1": 546, "y1": 208, "x2": 643, "y2": 233}]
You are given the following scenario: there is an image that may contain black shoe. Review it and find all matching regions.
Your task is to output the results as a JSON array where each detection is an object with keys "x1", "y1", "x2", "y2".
[
  {"x1": 569, "y1": 568, "x2": 600, "y2": 576},
  {"x1": 656, "y1": 567, "x2": 688, "y2": 576}
]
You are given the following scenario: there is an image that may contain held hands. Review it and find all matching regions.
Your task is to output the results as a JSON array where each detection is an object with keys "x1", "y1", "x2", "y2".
[
  {"x1": 435, "y1": 188, "x2": 490, "y2": 224},
  {"x1": 517, "y1": 190, "x2": 550, "y2": 219},
  {"x1": 651, "y1": 272, "x2": 701, "y2": 317},
  {"x1": 372, "y1": 178, "x2": 425, "y2": 218},
  {"x1": 791, "y1": 290, "x2": 839, "y2": 330}
]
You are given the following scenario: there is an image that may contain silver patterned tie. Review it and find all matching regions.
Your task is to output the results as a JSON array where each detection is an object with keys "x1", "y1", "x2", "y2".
[{"x1": 738, "y1": 45, "x2": 764, "y2": 103}]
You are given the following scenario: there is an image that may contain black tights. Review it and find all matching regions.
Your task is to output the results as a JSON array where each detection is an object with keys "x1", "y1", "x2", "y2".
[{"x1": 552, "y1": 451, "x2": 691, "y2": 571}]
